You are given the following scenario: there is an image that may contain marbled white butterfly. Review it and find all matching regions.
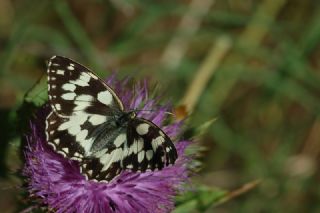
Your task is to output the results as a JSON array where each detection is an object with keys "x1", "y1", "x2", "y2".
[{"x1": 45, "y1": 56, "x2": 178, "y2": 182}]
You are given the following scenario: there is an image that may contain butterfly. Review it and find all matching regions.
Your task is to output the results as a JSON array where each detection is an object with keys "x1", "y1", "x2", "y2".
[{"x1": 45, "y1": 56, "x2": 178, "y2": 182}]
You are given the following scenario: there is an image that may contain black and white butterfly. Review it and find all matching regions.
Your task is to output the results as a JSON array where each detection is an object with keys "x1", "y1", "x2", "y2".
[{"x1": 45, "y1": 56, "x2": 177, "y2": 182}]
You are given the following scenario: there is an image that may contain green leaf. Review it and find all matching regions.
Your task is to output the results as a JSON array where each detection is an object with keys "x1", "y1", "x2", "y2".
[{"x1": 174, "y1": 185, "x2": 227, "y2": 212}]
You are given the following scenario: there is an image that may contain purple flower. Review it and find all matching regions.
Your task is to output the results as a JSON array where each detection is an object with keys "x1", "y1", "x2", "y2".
[{"x1": 23, "y1": 75, "x2": 191, "y2": 213}]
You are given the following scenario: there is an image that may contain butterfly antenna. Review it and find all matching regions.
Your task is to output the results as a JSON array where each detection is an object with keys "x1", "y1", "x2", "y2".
[{"x1": 130, "y1": 109, "x2": 175, "y2": 117}]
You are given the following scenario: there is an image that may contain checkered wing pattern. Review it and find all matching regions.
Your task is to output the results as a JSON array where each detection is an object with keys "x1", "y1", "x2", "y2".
[{"x1": 46, "y1": 56, "x2": 177, "y2": 182}]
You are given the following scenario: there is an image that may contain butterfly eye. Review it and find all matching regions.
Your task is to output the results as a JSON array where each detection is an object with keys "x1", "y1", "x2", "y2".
[{"x1": 129, "y1": 112, "x2": 136, "y2": 119}]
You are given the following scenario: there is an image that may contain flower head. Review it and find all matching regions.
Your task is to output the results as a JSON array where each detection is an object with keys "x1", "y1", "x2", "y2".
[{"x1": 23, "y1": 75, "x2": 191, "y2": 213}]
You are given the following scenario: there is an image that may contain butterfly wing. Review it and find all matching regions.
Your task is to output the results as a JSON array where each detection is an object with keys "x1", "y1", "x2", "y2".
[
  {"x1": 46, "y1": 111, "x2": 88, "y2": 160},
  {"x1": 122, "y1": 118, "x2": 178, "y2": 172},
  {"x1": 46, "y1": 56, "x2": 125, "y2": 181},
  {"x1": 80, "y1": 128, "x2": 127, "y2": 181},
  {"x1": 47, "y1": 55, "x2": 124, "y2": 116},
  {"x1": 79, "y1": 117, "x2": 178, "y2": 181}
]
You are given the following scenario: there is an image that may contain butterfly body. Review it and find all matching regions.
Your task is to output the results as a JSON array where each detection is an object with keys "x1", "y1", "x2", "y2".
[{"x1": 45, "y1": 56, "x2": 177, "y2": 182}]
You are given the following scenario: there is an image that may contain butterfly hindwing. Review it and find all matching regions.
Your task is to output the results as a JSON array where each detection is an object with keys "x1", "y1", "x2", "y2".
[
  {"x1": 80, "y1": 146, "x2": 123, "y2": 182},
  {"x1": 122, "y1": 118, "x2": 178, "y2": 172},
  {"x1": 46, "y1": 111, "x2": 114, "y2": 159},
  {"x1": 80, "y1": 127, "x2": 129, "y2": 181},
  {"x1": 80, "y1": 117, "x2": 178, "y2": 181}
]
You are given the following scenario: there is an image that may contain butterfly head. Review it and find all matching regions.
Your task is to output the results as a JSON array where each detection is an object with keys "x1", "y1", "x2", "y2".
[
  {"x1": 128, "y1": 111, "x2": 136, "y2": 119},
  {"x1": 116, "y1": 111, "x2": 136, "y2": 126}
]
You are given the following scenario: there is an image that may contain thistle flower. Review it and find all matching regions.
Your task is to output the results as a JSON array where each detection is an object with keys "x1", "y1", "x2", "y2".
[{"x1": 23, "y1": 75, "x2": 192, "y2": 213}]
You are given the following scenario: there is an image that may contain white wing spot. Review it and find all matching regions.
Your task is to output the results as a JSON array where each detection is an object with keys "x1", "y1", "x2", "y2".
[
  {"x1": 97, "y1": 91, "x2": 113, "y2": 106},
  {"x1": 74, "y1": 101, "x2": 91, "y2": 111},
  {"x1": 72, "y1": 95, "x2": 93, "y2": 111},
  {"x1": 52, "y1": 85, "x2": 56, "y2": 89},
  {"x1": 104, "y1": 174, "x2": 110, "y2": 180},
  {"x1": 57, "y1": 69, "x2": 65, "y2": 75},
  {"x1": 113, "y1": 149, "x2": 123, "y2": 162},
  {"x1": 159, "y1": 131, "x2": 165, "y2": 137},
  {"x1": 76, "y1": 95, "x2": 93, "y2": 102},
  {"x1": 67, "y1": 65, "x2": 74, "y2": 70},
  {"x1": 88, "y1": 115, "x2": 106, "y2": 125},
  {"x1": 61, "y1": 92, "x2": 76, "y2": 100},
  {"x1": 55, "y1": 104, "x2": 61, "y2": 110},
  {"x1": 146, "y1": 150, "x2": 153, "y2": 160},
  {"x1": 69, "y1": 72, "x2": 91, "y2": 87},
  {"x1": 69, "y1": 125, "x2": 81, "y2": 136},
  {"x1": 138, "y1": 151, "x2": 145, "y2": 163},
  {"x1": 58, "y1": 114, "x2": 88, "y2": 131},
  {"x1": 76, "y1": 130, "x2": 88, "y2": 142},
  {"x1": 79, "y1": 72, "x2": 91, "y2": 82},
  {"x1": 99, "y1": 153, "x2": 111, "y2": 168},
  {"x1": 136, "y1": 123, "x2": 150, "y2": 135},
  {"x1": 71, "y1": 157, "x2": 81, "y2": 161},
  {"x1": 87, "y1": 170, "x2": 93, "y2": 176},
  {"x1": 152, "y1": 136, "x2": 165, "y2": 151},
  {"x1": 79, "y1": 138, "x2": 94, "y2": 154},
  {"x1": 70, "y1": 79, "x2": 89, "y2": 87},
  {"x1": 54, "y1": 138, "x2": 60, "y2": 145},
  {"x1": 49, "y1": 120, "x2": 56, "y2": 125},
  {"x1": 62, "y1": 147, "x2": 69, "y2": 153},
  {"x1": 62, "y1": 83, "x2": 76, "y2": 92},
  {"x1": 114, "y1": 134, "x2": 126, "y2": 147},
  {"x1": 93, "y1": 148, "x2": 108, "y2": 158},
  {"x1": 137, "y1": 139, "x2": 144, "y2": 152},
  {"x1": 131, "y1": 140, "x2": 140, "y2": 154},
  {"x1": 74, "y1": 152, "x2": 83, "y2": 158},
  {"x1": 101, "y1": 148, "x2": 123, "y2": 172},
  {"x1": 127, "y1": 164, "x2": 133, "y2": 169}
]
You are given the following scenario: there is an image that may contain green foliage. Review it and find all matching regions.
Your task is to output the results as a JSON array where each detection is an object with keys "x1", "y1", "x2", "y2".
[{"x1": 174, "y1": 185, "x2": 226, "y2": 213}]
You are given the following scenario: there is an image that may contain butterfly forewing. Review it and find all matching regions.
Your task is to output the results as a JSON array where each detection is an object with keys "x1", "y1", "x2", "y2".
[
  {"x1": 46, "y1": 55, "x2": 178, "y2": 182},
  {"x1": 47, "y1": 56, "x2": 123, "y2": 117}
]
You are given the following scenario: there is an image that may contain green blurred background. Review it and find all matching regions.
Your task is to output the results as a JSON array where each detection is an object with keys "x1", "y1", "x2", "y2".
[{"x1": 1, "y1": 0, "x2": 320, "y2": 212}]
